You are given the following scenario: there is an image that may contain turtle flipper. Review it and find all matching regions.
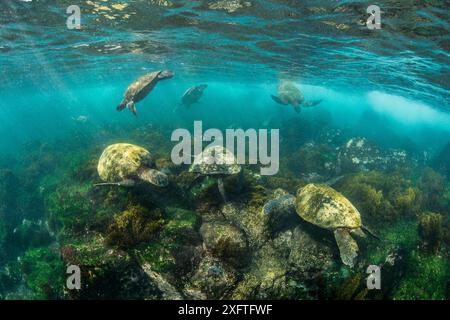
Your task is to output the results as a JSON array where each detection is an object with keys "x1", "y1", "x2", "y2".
[
  {"x1": 271, "y1": 95, "x2": 287, "y2": 105},
  {"x1": 293, "y1": 104, "x2": 301, "y2": 113},
  {"x1": 126, "y1": 101, "x2": 137, "y2": 116},
  {"x1": 217, "y1": 177, "x2": 227, "y2": 203},
  {"x1": 117, "y1": 99, "x2": 128, "y2": 112},
  {"x1": 334, "y1": 228, "x2": 359, "y2": 268},
  {"x1": 303, "y1": 99, "x2": 322, "y2": 107}
]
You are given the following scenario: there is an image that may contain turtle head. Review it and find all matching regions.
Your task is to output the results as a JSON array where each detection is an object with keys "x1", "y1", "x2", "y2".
[
  {"x1": 198, "y1": 84, "x2": 208, "y2": 91},
  {"x1": 158, "y1": 70, "x2": 174, "y2": 80},
  {"x1": 138, "y1": 168, "x2": 169, "y2": 187}
]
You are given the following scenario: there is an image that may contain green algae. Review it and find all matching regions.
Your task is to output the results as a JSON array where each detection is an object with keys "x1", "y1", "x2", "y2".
[
  {"x1": 392, "y1": 251, "x2": 449, "y2": 300},
  {"x1": 136, "y1": 207, "x2": 201, "y2": 274},
  {"x1": 106, "y1": 205, "x2": 164, "y2": 249},
  {"x1": 20, "y1": 247, "x2": 64, "y2": 300}
]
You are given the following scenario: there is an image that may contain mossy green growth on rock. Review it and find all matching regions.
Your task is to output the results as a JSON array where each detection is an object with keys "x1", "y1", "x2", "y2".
[
  {"x1": 288, "y1": 143, "x2": 336, "y2": 176},
  {"x1": 231, "y1": 242, "x2": 309, "y2": 299},
  {"x1": 45, "y1": 182, "x2": 93, "y2": 235},
  {"x1": 418, "y1": 212, "x2": 444, "y2": 253},
  {"x1": 137, "y1": 207, "x2": 201, "y2": 275},
  {"x1": 418, "y1": 168, "x2": 447, "y2": 212},
  {"x1": 164, "y1": 206, "x2": 201, "y2": 235},
  {"x1": 337, "y1": 171, "x2": 422, "y2": 223},
  {"x1": 45, "y1": 179, "x2": 133, "y2": 240},
  {"x1": 365, "y1": 220, "x2": 419, "y2": 266},
  {"x1": 59, "y1": 234, "x2": 161, "y2": 300},
  {"x1": 392, "y1": 250, "x2": 449, "y2": 300},
  {"x1": 20, "y1": 246, "x2": 64, "y2": 299},
  {"x1": 334, "y1": 273, "x2": 368, "y2": 300},
  {"x1": 200, "y1": 222, "x2": 249, "y2": 267},
  {"x1": 106, "y1": 205, "x2": 164, "y2": 249}
]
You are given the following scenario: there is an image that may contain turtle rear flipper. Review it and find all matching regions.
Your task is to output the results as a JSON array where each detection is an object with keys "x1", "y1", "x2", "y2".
[
  {"x1": 303, "y1": 99, "x2": 322, "y2": 107},
  {"x1": 271, "y1": 94, "x2": 287, "y2": 105},
  {"x1": 126, "y1": 101, "x2": 137, "y2": 116},
  {"x1": 138, "y1": 168, "x2": 168, "y2": 187},
  {"x1": 334, "y1": 228, "x2": 359, "y2": 268}
]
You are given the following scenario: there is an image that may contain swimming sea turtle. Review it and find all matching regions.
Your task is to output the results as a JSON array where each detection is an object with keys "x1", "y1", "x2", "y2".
[
  {"x1": 189, "y1": 145, "x2": 241, "y2": 202},
  {"x1": 95, "y1": 143, "x2": 169, "y2": 188},
  {"x1": 263, "y1": 183, "x2": 377, "y2": 267},
  {"x1": 271, "y1": 80, "x2": 322, "y2": 113},
  {"x1": 117, "y1": 70, "x2": 174, "y2": 116},
  {"x1": 181, "y1": 84, "x2": 208, "y2": 107}
]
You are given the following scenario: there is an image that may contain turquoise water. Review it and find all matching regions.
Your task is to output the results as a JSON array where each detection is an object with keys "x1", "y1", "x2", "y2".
[{"x1": 0, "y1": 1, "x2": 449, "y2": 300}]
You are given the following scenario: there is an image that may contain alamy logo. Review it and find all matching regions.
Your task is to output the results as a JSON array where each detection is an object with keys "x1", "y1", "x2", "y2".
[
  {"x1": 367, "y1": 5, "x2": 382, "y2": 30},
  {"x1": 366, "y1": 265, "x2": 381, "y2": 289},
  {"x1": 66, "y1": 5, "x2": 81, "y2": 30},
  {"x1": 66, "y1": 265, "x2": 81, "y2": 290},
  {"x1": 171, "y1": 121, "x2": 279, "y2": 176}
]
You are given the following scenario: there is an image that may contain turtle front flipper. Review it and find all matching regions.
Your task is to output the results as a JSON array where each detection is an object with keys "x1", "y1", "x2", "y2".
[
  {"x1": 138, "y1": 168, "x2": 168, "y2": 187},
  {"x1": 334, "y1": 228, "x2": 359, "y2": 268},
  {"x1": 217, "y1": 177, "x2": 227, "y2": 203},
  {"x1": 303, "y1": 99, "x2": 322, "y2": 107},
  {"x1": 271, "y1": 95, "x2": 287, "y2": 105},
  {"x1": 117, "y1": 99, "x2": 128, "y2": 112}
]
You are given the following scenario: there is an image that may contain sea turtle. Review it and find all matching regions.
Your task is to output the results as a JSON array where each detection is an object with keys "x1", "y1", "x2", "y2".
[
  {"x1": 95, "y1": 143, "x2": 169, "y2": 188},
  {"x1": 271, "y1": 80, "x2": 322, "y2": 113},
  {"x1": 262, "y1": 183, "x2": 378, "y2": 268},
  {"x1": 189, "y1": 145, "x2": 241, "y2": 202},
  {"x1": 181, "y1": 84, "x2": 208, "y2": 107},
  {"x1": 117, "y1": 70, "x2": 174, "y2": 116}
]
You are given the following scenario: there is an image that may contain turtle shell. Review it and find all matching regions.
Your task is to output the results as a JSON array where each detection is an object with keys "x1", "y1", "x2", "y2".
[
  {"x1": 295, "y1": 183, "x2": 362, "y2": 230},
  {"x1": 125, "y1": 71, "x2": 161, "y2": 101},
  {"x1": 98, "y1": 143, "x2": 154, "y2": 182},
  {"x1": 278, "y1": 81, "x2": 304, "y2": 105},
  {"x1": 189, "y1": 146, "x2": 241, "y2": 176}
]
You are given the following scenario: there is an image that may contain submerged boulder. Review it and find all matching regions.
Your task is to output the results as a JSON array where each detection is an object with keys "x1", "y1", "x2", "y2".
[
  {"x1": 200, "y1": 222, "x2": 249, "y2": 267},
  {"x1": 287, "y1": 226, "x2": 334, "y2": 278},
  {"x1": 337, "y1": 138, "x2": 409, "y2": 174},
  {"x1": 187, "y1": 255, "x2": 237, "y2": 299}
]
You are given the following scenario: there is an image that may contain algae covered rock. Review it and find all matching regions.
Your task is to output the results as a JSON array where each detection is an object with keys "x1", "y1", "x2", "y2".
[
  {"x1": 262, "y1": 188, "x2": 299, "y2": 234},
  {"x1": 231, "y1": 241, "x2": 310, "y2": 299},
  {"x1": 136, "y1": 207, "x2": 202, "y2": 278},
  {"x1": 61, "y1": 235, "x2": 162, "y2": 300},
  {"x1": 337, "y1": 138, "x2": 411, "y2": 174},
  {"x1": 188, "y1": 255, "x2": 237, "y2": 299},
  {"x1": 337, "y1": 138, "x2": 383, "y2": 173},
  {"x1": 286, "y1": 226, "x2": 334, "y2": 278},
  {"x1": 418, "y1": 212, "x2": 444, "y2": 253},
  {"x1": 336, "y1": 171, "x2": 422, "y2": 222},
  {"x1": 221, "y1": 202, "x2": 269, "y2": 248},
  {"x1": 200, "y1": 222, "x2": 249, "y2": 267},
  {"x1": 20, "y1": 246, "x2": 64, "y2": 299},
  {"x1": 106, "y1": 205, "x2": 164, "y2": 249}
]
